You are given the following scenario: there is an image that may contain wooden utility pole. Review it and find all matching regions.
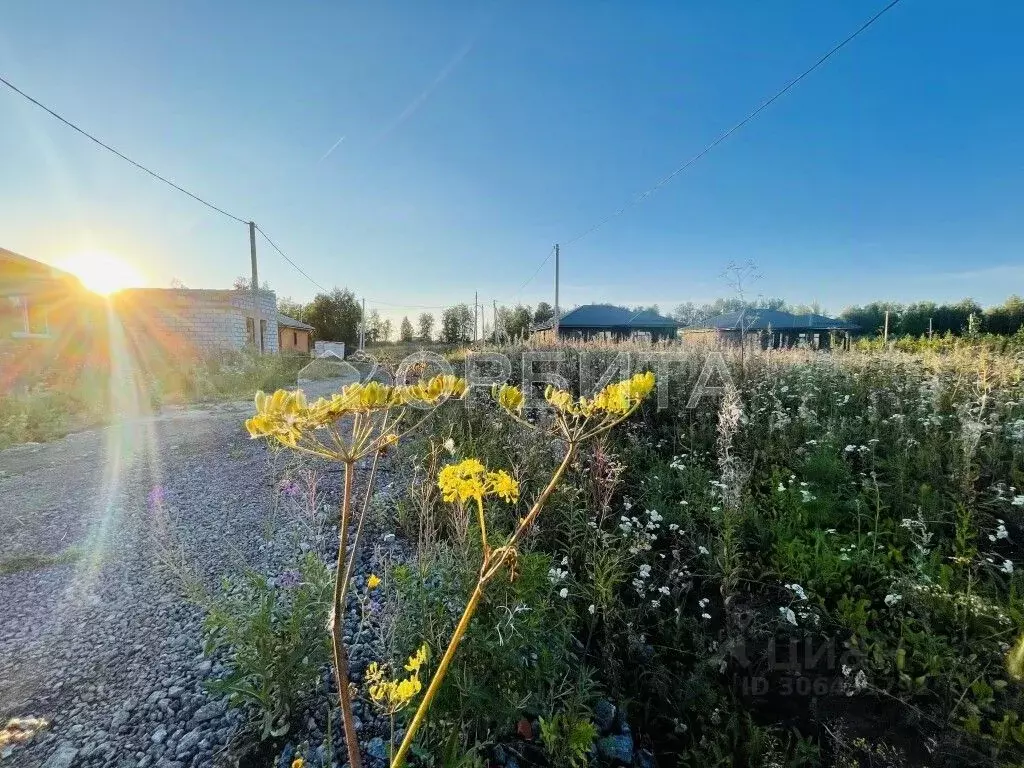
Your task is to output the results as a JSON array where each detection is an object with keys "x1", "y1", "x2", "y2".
[
  {"x1": 929, "y1": 317, "x2": 933, "y2": 340},
  {"x1": 249, "y1": 221, "x2": 263, "y2": 352},
  {"x1": 883, "y1": 310, "x2": 889, "y2": 345},
  {"x1": 553, "y1": 243, "x2": 560, "y2": 341}
]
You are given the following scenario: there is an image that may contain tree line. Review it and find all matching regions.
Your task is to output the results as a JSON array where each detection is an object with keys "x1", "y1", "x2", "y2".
[
  {"x1": 275, "y1": 289, "x2": 557, "y2": 347},
  {"x1": 670, "y1": 296, "x2": 1024, "y2": 338},
  {"x1": 277, "y1": 286, "x2": 1024, "y2": 347}
]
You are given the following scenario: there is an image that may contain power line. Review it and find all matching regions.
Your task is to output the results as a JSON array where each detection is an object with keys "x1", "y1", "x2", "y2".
[
  {"x1": 0, "y1": 73, "x2": 249, "y2": 225},
  {"x1": 512, "y1": 246, "x2": 555, "y2": 296},
  {"x1": 562, "y1": 0, "x2": 905, "y2": 248},
  {"x1": 0, "y1": 72, "x2": 350, "y2": 298},
  {"x1": 254, "y1": 225, "x2": 328, "y2": 292}
]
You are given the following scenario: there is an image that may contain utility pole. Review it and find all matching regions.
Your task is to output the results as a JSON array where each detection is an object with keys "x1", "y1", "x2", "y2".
[
  {"x1": 249, "y1": 221, "x2": 263, "y2": 353},
  {"x1": 883, "y1": 310, "x2": 889, "y2": 345},
  {"x1": 493, "y1": 300, "x2": 498, "y2": 345},
  {"x1": 359, "y1": 298, "x2": 366, "y2": 351},
  {"x1": 553, "y1": 243, "x2": 560, "y2": 341},
  {"x1": 929, "y1": 317, "x2": 933, "y2": 340},
  {"x1": 474, "y1": 291, "x2": 479, "y2": 343}
]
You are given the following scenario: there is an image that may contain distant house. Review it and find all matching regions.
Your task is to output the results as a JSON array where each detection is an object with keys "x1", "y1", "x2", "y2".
[
  {"x1": 0, "y1": 247, "x2": 92, "y2": 341},
  {"x1": 681, "y1": 309, "x2": 857, "y2": 350},
  {"x1": 530, "y1": 304, "x2": 679, "y2": 343},
  {"x1": 278, "y1": 313, "x2": 314, "y2": 355},
  {"x1": 0, "y1": 247, "x2": 105, "y2": 391},
  {"x1": 113, "y1": 288, "x2": 281, "y2": 356}
]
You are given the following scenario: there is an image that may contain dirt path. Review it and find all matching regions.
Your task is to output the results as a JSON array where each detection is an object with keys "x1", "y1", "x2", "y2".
[{"x1": 0, "y1": 403, "x2": 290, "y2": 767}]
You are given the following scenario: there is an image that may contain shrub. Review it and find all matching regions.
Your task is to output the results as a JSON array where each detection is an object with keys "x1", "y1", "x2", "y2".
[{"x1": 201, "y1": 552, "x2": 333, "y2": 740}]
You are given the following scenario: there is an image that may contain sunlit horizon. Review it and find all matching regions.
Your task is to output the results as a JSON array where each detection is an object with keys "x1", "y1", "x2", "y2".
[{"x1": 58, "y1": 250, "x2": 145, "y2": 296}]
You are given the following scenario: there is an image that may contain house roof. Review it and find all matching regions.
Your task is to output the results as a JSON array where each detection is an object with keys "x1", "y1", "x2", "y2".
[
  {"x1": 686, "y1": 309, "x2": 858, "y2": 332},
  {"x1": 0, "y1": 247, "x2": 80, "y2": 283},
  {"x1": 534, "y1": 304, "x2": 679, "y2": 331},
  {"x1": 278, "y1": 313, "x2": 314, "y2": 331}
]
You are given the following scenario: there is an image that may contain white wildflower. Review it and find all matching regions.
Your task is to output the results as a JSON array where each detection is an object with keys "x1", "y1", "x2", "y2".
[
  {"x1": 780, "y1": 607, "x2": 797, "y2": 626},
  {"x1": 854, "y1": 670, "x2": 868, "y2": 691},
  {"x1": 558, "y1": 587, "x2": 568, "y2": 599}
]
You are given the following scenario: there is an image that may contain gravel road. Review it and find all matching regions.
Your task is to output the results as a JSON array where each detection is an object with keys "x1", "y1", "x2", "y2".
[{"x1": 0, "y1": 404, "x2": 317, "y2": 767}]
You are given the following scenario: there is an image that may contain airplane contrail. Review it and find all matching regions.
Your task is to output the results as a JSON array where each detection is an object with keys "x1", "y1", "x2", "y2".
[
  {"x1": 376, "y1": 39, "x2": 475, "y2": 142},
  {"x1": 318, "y1": 134, "x2": 346, "y2": 162}
]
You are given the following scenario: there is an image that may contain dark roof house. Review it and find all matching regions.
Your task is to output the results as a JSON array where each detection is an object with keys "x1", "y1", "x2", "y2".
[
  {"x1": 277, "y1": 313, "x2": 314, "y2": 332},
  {"x1": 531, "y1": 304, "x2": 678, "y2": 342},
  {"x1": 682, "y1": 309, "x2": 857, "y2": 350}
]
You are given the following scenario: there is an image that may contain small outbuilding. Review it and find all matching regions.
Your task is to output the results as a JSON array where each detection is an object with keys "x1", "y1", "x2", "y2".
[
  {"x1": 681, "y1": 309, "x2": 857, "y2": 350},
  {"x1": 278, "y1": 313, "x2": 314, "y2": 354},
  {"x1": 531, "y1": 304, "x2": 679, "y2": 343}
]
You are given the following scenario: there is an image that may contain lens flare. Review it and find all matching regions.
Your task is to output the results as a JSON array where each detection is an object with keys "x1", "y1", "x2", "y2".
[{"x1": 58, "y1": 250, "x2": 143, "y2": 295}]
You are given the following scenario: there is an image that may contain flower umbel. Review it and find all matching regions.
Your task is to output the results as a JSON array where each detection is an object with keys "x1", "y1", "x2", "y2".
[
  {"x1": 366, "y1": 644, "x2": 430, "y2": 715},
  {"x1": 437, "y1": 459, "x2": 520, "y2": 505}
]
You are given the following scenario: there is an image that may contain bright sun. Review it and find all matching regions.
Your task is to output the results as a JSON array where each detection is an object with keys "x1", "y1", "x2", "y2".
[{"x1": 59, "y1": 250, "x2": 143, "y2": 295}]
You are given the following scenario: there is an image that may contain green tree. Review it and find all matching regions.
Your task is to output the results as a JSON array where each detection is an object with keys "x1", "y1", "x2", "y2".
[
  {"x1": 302, "y1": 288, "x2": 362, "y2": 347},
  {"x1": 277, "y1": 297, "x2": 306, "y2": 322},
  {"x1": 399, "y1": 316, "x2": 414, "y2": 342},
  {"x1": 441, "y1": 304, "x2": 473, "y2": 344},
  {"x1": 534, "y1": 301, "x2": 554, "y2": 325},
  {"x1": 417, "y1": 312, "x2": 435, "y2": 342},
  {"x1": 365, "y1": 310, "x2": 384, "y2": 344},
  {"x1": 985, "y1": 295, "x2": 1024, "y2": 335}
]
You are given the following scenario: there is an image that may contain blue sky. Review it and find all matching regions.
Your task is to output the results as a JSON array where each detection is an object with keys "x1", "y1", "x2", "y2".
[{"x1": 2, "y1": 1, "x2": 1023, "y2": 323}]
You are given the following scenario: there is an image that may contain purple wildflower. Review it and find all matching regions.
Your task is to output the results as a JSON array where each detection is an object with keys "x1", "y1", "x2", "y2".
[
  {"x1": 279, "y1": 480, "x2": 301, "y2": 497},
  {"x1": 277, "y1": 570, "x2": 302, "y2": 589}
]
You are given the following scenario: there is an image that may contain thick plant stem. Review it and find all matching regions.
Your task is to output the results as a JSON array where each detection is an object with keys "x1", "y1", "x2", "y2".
[
  {"x1": 331, "y1": 463, "x2": 363, "y2": 768},
  {"x1": 391, "y1": 445, "x2": 577, "y2": 767},
  {"x1": 339, "y1": 450, "x2": 382, "y2": 611},
  {"x1": 391, "y1": 585, "x2": 485, "y2": 767}
]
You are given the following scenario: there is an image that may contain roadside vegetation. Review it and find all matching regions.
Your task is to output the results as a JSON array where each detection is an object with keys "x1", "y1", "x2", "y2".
[
  {"x1": 193, "y1": 341, "x2": 1024, "y2": 767},
  {"x1": 0, "y1": 350, "x2": 307, "y2": 449}
]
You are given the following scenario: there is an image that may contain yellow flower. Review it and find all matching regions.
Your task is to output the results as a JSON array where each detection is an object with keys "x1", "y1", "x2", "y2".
[
  {"x1": 541, "y1": 372, "x2": 656, "y2": 420},
  {"x1": 487, "y1": 470, "x2": 520, "y2": 504},
  {"x1": 404, "y1": 643, "x2": 429, "y2": 673},
  {"x1": 544, "y1": 385, "x2": 579, "y2": 416},
  {"x1": 401, "y1": 374, "x2": 468, "y2": 405},
  {"x1": 438, "y1": 459, "x2": 519, "y2": 505},
  {"x1": 438, "y1": 458, "x2": 488, "y2": 504},
  {"x1": 292, "y1": 759, "x2": 304, "y2": 768},
  {"x1": 247, "y1": 389, "x2": 309, "y2": 446},
  {"x1": 366, "y1": 646, "x2": 429, "y2": 715},
  {"x1": 367, "y1": 574, "x2": 381, "y2": 590},
  {"x1": 492, "y1": 383, "x2": 524, "y2": 415}
]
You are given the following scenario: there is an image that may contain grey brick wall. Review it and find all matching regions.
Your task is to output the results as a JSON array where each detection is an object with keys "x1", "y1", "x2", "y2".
[{"x1": 117, "y1": 289, "x2": 280, "y2": 355}]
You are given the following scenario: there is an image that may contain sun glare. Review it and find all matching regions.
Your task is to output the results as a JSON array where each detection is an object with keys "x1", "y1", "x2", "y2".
[{"x1": 59, "y1": 250, "x2": 143, "y2": 295}]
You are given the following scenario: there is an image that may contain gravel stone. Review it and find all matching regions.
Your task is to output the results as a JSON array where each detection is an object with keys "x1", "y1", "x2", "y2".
[{"x1": 0, "y1": 404, "x2": 397, "y2": 766}]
